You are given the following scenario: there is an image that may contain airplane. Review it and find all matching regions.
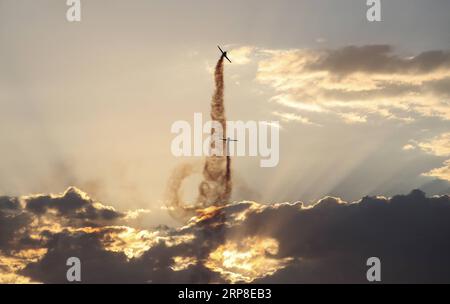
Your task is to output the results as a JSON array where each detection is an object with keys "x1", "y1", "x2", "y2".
[
  {"x1": 222, "y1": 137, "x2": 238, "y2": 143},
  {"x1": 222, "y1": 137, "x2": 237, "y2": 156},
  {"x1": 217, "y1": 45, "x2": 232, "y2": 63}
]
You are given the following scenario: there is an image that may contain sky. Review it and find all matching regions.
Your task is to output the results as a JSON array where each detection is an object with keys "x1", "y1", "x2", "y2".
[{"x1": 1, "y1": 0, "x2": 450, "y2": 283}]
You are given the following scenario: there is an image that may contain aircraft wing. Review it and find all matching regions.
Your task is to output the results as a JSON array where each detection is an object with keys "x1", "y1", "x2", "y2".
[{"x1": 224, "y1": 54, "x2": 232, "y2": 63}]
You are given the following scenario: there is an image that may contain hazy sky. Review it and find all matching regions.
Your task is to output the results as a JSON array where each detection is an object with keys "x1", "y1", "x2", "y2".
[{"x1": 1, "y1": 0, "x2": 450, "y2": 226}]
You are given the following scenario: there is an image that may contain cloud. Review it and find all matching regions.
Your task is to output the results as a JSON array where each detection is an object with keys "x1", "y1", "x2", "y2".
[
  {"x1": 256, "y1": 45, "x2": 450, "y2": 123},
  {"x1": 423, "y1": 160, "x2": 450, "y2": 182},
  {"x1": 0, "y1": 196, "x2": 20, "y2": 210},
  {"x1": 338, "y1": 112, "x2": 367, "y2": 124},
  {"x1": 418, "y1": 132, "x2": 450, "y2": 157},
  {"x1": 2, "y1": 187, "x2": 450, "y2": 283},
  {"x1": 0, "y1": 204, "x2": 33, "y2": 251},
  {"x1": 402, "y1": 144, "x2": 416, "y2": 151},
  {"x1": 307, "y1": 45, "x2": 450, "y2": 75},
  {"x1": 24, "y1": 187, "x2": 124, "y2": 225},
  {"x1": 272, "y1": 111, "x2": 317, "y2": 126},
  {"x1": 415, "y1": 133, "x2": 450, "y2": 182},
  {"x1": 228, "y1": 46, "x2": 255, "y2": 65}
]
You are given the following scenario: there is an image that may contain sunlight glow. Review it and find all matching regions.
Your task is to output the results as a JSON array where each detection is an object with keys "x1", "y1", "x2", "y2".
[{"x1": 205, "y1": 236, "x2": 292, "y2": 283}]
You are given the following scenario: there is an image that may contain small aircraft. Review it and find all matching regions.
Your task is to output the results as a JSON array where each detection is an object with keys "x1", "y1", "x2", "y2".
[
  {"x1": 217, "y1": 45, "x2": 232, "y2": 63},
  {"x1": 222, "y1": 137, "x2": 237, "y2": 156},
  {"x1": 222, "y1": 137, "x2": 238, "y2": 143}
]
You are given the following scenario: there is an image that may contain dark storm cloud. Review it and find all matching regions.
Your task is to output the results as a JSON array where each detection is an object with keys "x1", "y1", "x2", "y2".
[
  {"x1": 25, "y1": 187, "x2": 124, "y2": 221},
  {"x1": 246, "y1": 190, "x2": 450, "y2": 283},
  {"x1": 3, "y1": 187, "x2": 450, "y2": 283},
  {"x1": 0, "y1": 188, "x2": 124, "y2": 256},
  {"x1": 308, "y1": 45, "x2": 450, "y2": 76},
  {"x1": 22, "y1": 229, "x2": 140, "y2": 284},
  {"x1": 21, "y1": 227, "x2": 223, "y2": 283},
  {"x1": 0, "y1": 209, "x2": 32, "y2": 251},
  {"x1": 0, "y1": 196, "x2": 20, "y2": 210},
  {"x1": 0, "y1": 196, "x2": 34, "y2": 252}
]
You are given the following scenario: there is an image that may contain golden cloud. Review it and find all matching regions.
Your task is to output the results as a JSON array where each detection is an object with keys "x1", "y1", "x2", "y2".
[
  {"x1": 415, "y1": 133, "x2": 450, "y2": 182},
  {"x1": 418, "y1": 132, "x2": 450, "y2": 157},
  {"x1": 256, "y1": 46, "x2": 450, "y2": 123},
  {"x1": 204, "y1": 236, "x2": 292, "y2": 283},
  {"x1": 423, "y1": 160, "x2": 450, "y2": 181}
]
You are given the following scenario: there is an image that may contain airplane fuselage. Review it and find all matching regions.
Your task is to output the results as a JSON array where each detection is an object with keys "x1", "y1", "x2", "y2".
[{"x1": 217, "y1": 45, "x2": 232, "y2": 63}]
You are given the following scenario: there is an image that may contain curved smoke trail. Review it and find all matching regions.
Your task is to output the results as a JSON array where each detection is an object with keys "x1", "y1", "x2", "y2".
[{"x1": 165, "y1": 56, "x2": 232, "y2": 221}]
